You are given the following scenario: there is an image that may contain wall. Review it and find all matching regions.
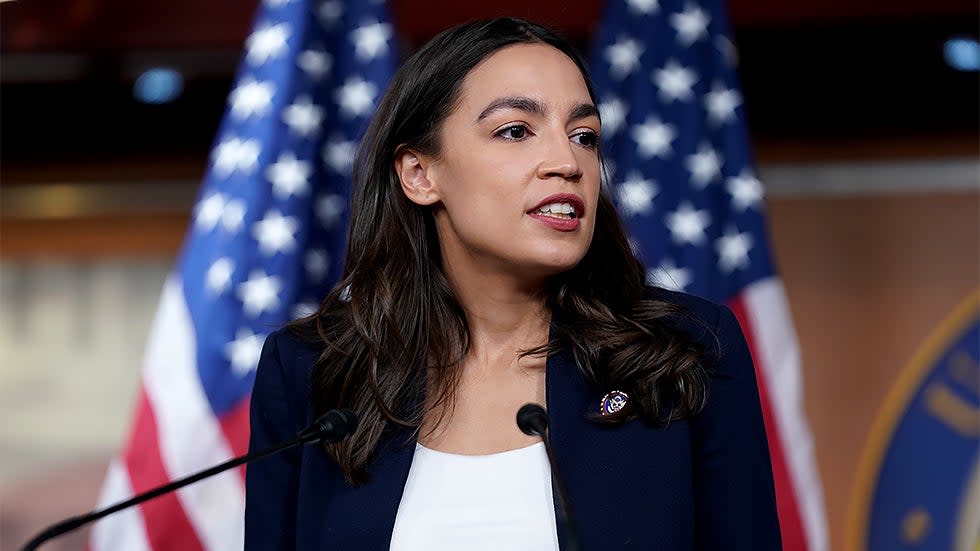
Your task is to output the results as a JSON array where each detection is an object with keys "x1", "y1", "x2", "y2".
[
  {"x1": 0, "y1": 160, "x2": 977, "y2": 549},
  {"x1": 768, "y1": 189, "x2": 979, "y2": 551}
]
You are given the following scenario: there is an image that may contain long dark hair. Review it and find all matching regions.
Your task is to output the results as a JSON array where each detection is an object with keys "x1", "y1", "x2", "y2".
[{"x1": 289, "y1": 17, "x2": 709, "y2": 485}]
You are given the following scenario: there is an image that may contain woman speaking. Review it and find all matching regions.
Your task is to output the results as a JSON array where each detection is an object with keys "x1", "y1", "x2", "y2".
[{"x1": 244, "y1": 17, "x2": 781, "y2": 550}]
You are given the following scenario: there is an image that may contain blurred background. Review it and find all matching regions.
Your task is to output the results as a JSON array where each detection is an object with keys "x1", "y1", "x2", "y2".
[{"x1": 1, "y1": 0, "x2": 977, "y2": 550}]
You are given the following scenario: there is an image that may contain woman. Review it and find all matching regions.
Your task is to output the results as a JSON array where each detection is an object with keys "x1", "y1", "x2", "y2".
[{"x1": 245, "y1": 17, "x2": 782, "y2": 550}]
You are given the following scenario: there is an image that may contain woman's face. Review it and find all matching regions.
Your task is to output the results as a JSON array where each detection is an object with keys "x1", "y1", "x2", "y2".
[{"x1": 409, "y1": 43, "x2": 602, "y2": 282}]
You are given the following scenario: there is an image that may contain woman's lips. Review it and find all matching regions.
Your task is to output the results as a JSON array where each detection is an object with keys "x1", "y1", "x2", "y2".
[
  {"x1": 528, "y1": 193, "x2": 585, "y2": 217},
  {"x1": 528, "y1": 212, "x2": 580, "y2": 231},
  {"x1": 526, "y1": 193, "x2": 585, "y2": 232}
]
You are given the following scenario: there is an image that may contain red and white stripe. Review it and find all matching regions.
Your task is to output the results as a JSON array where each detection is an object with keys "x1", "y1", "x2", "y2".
[
  {"x1": 90, "y1": 276, "x2": 250, "y2": 551},
  {"x1": 729, "y1": 277, "x2": 828, "y2": 551}
]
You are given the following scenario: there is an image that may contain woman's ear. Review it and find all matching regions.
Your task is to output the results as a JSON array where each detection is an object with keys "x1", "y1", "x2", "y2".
[{"x1": 394, "y1": 147, "x2": 440, "y2": 206}]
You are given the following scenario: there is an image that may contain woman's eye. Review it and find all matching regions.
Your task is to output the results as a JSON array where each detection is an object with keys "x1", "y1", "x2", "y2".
[
  {"x1": 496, "y1": 124, "x2": 528, "y2": 140},
  {"x1": 572, "y1": 130, "x2": 600, "y2": 148}
]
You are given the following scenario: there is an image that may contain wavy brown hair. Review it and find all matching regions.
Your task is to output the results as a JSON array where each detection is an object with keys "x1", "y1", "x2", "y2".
[{"x1": 289, "y1": 17, "x2": 709, "y2": 485}]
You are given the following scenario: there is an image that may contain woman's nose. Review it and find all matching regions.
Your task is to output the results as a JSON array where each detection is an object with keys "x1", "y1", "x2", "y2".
[{"x1": 537, "y1": 134, "x2": 582, "y2": 181}]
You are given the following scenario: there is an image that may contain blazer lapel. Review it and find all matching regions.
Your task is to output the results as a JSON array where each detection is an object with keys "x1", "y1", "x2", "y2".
[
  {"x1": 317, "y1": 429, "x2": 417, "y2": 550},
  {"x1": 546, "y1": 341, "x2": 697, "y2": 550},
  {"x1": 545, "y1": 343, "x2": 599, "y2": 550}
]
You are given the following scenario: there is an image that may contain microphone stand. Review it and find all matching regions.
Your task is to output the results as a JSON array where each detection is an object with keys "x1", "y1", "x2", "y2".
[
  {"x1": 517, "y1": 403, "x2": 581, "y2": 551},
  {"x1": 22, "y1": 409, "x2": 358, "y2": 551}
]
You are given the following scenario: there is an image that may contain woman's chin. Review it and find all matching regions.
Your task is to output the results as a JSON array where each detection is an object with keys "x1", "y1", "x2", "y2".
[{"x1": 513, "y1": 253, "x2": 586, "y2": 280}]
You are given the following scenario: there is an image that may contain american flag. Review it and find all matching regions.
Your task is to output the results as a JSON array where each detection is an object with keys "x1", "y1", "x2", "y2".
[
  {"x1": 89, "y1": 0, "x2": 394, "y2": 549},
  {"x1": 591, "y1": 0, "x2": 828, "y2": 549}
]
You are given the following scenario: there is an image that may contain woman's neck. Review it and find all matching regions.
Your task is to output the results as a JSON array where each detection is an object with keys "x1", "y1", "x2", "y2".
[{"x1": 442, "y1": 258, "x2": 551, "y2": 369}]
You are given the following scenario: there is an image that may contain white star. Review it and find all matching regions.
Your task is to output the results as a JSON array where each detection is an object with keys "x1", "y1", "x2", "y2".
[
  {"x1": 716, "y1": 227, "x2": 753, "y2": 272},
  {"x1": 653, "y1": 59, "x2": 698, "y2": 102},
  {"x1": 211, "y1": 137, "x2": 260, "y2": 176},
  {"x1": 666, "y1": 202, "x2": 711, "y2": 245},
  {"x1": 236, "y1": 141, "x2": 261, "y2": 174},
  {"x1": 351, "y1": 21, "x2": 392, "y2": 62},
  {"x1": 212, "y1": 138, "x2": 241, "y2": 177},
  {"x1": 222, "y1": 199, "x2": 247, "y2": 233},
  {"x1": 305, "y1": 249, "x2": 330, "y2": 282},
  {"x1": 206, "y1": 257, "x2": 235, "y2": 294},
  {"x1": 647, "y1": 260, "x2": 692, "y2": 291},
  {"x1": 335, "y1": 77, "x2": 378, "y2": 118},
  {"x1": 282, "y1": 95, "x2": 324, "y2": 137},
  {"x1": 632, "y1": 117, "x2": 677, "y2": 158},
  {"x1": 228, "y1": 78, "x2": 275, "y2": 120},
  {"x1": 627, "y1": 0, "x2": 660, "y2": 14},
  {"x1": 237, "y1": 271, "x2": 282, "y2": 318},
  {"x1": 605, "y1": 36, "x2": 644, "y2": 80},
  {"x1": 671, "y1": 3, "x2": 710, "y2": 46},
  {"x1": 727, "y1": 170, "x2": 764, "y2": 211},
  {"x1": 686, "y1": 143, "x2": 722, "y2": 188},
  {"x1": 266, "y1": 153, "x2": 311, "y2": 199},
  {"x1": 291, "y1": 302, "x2": 318, "y2": 320},
  {"x1": 704, "y1": 81, "x2": 741, "y2": 126},
  {"x1": 318, "y1": 0, "x2": 344, "y2": 27},
  {"x1": 253, "y1": 210, "x2": 299, "y2": 255},
  {"x1": 246, "y1": 23, "x2": 291, "y2": 66},
  {"x1": 316, "y1": 194, "x2": 346, "y2": 227},
  {"x1": 339, "y1": 284, "x2": 352, "y2": 302},
  {"x1": 195, "y1": 193, "x2": 225, "y2": 231},
  {"x1": 323, "y1": 137, "x2": 356, "y2": 174},
  {"x1": 225, "y1": 328, "x2": 266, "y2": 376},
  {"x1": 616, "y1": 172, "x2": 658, "y2": 216},
  {"x1": 297, "y1": 48, "x2": 332, "y2": 80},
  {"x1": 598, "y1": 97, "x2": 628, "y2": 136}
]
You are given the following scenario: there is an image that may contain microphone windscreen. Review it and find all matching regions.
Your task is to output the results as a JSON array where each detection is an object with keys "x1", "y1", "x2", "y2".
[
  {"x1": 516, "y1": 403, "x2": 549, "y2": 436},
  {"x1": 316, "y1": 409, "x2": 360, "y2": 441}
]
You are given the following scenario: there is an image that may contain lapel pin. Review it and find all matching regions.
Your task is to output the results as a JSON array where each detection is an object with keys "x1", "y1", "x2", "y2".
[{"x1": 600, "y1": 390, "x2": 629, "y2": 415}]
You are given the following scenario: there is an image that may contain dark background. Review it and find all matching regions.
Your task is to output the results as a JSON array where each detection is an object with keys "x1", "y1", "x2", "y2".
[{"x1": 2, "y1": 0, "x2": 978, "y2": 174}]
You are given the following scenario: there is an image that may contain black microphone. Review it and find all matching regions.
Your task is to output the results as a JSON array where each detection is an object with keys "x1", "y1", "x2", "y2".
[
  {"x1": 517, "y1": 403, "x2": 581, "y2": 551},
  {"x1": 22, "y1": 409, "x2": 359, "y2": 551}
]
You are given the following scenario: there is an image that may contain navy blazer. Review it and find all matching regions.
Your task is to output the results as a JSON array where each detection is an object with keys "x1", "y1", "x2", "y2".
[{"x1": 244, "y1": 289, "x2": 782, "y2": 550}]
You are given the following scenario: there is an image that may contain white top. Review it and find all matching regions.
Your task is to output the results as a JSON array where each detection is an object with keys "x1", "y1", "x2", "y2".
[{"x1": 389, "y1": 441, "x2": 560, "y2": 551}]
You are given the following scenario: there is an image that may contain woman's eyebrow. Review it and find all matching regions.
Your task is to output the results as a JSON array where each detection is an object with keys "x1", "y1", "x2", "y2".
[
  {"x1": 569, "y1": 103, "x2": 599, "y2": 123},
  {"x1": 475, "y1": 97, "x2": 599, "y2": 124},
  {"x1": 476, "y1": 96, "x2": 546, "y2": 122}
]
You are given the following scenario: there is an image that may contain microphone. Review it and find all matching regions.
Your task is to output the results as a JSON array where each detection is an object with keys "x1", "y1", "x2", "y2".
[
  {"x1": 517, "y1": 403, "x2": 581, "y2": 551},
  {"x1": 22, "y1": 409, "x2": 359, "y2": 551}
]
